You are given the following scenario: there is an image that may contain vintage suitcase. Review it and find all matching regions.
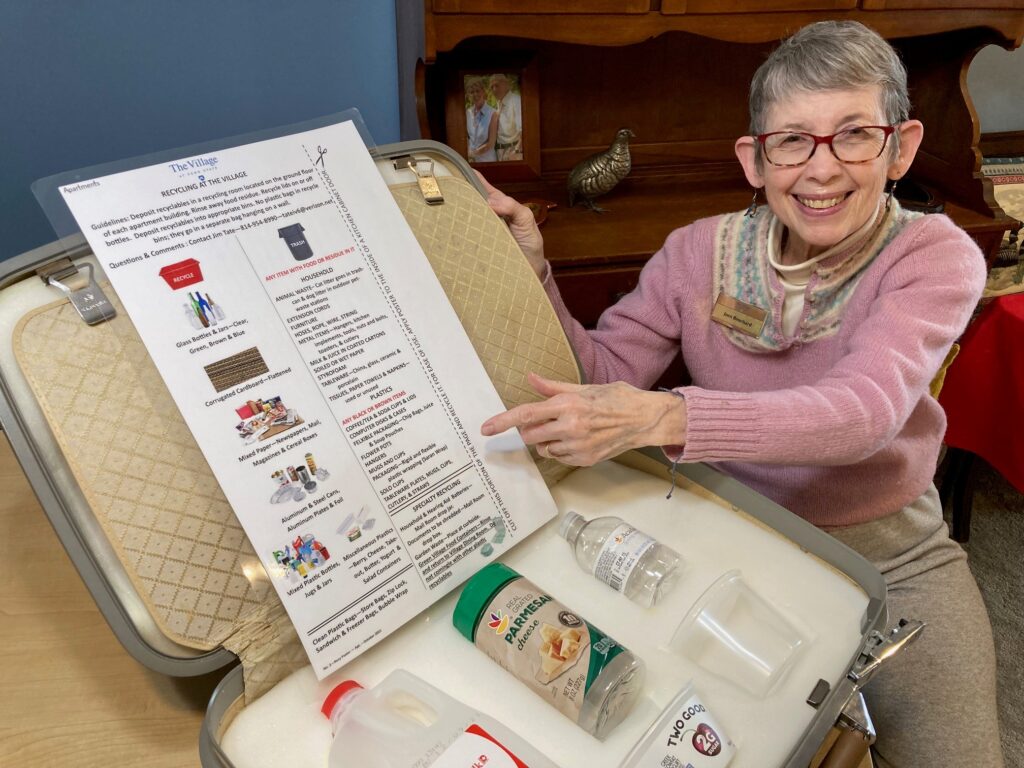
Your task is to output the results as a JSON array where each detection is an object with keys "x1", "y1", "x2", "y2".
[{"x1": 0, "y1": 138, "x2": 894, "y2": 768}]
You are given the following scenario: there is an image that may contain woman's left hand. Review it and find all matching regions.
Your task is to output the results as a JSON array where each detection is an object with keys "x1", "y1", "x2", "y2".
[
  {"x1": 480, "y1": 372, "x2": 687, "y2": 466},
  {"x1": 475, "y1": 172, "x2": 547, "y2": 280}
]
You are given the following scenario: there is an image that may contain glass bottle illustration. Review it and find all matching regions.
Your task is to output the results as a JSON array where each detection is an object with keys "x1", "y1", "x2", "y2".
[
  {"x1": 195, "y1": 292, "x2": 216, "y2": 325},
  {"x1": 183, "y1": 302, "x2": 203, "y2": 330},
  {"x1": 189, "y1": 292, "x2": 209, "y2": 328},
  {"x1": 205, "y1": 292, "x2": 226, "y2": 322}
]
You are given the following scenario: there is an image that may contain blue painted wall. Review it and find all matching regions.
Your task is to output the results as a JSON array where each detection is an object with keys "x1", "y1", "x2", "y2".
[{"x1": 0, "y1": 1, "x2": 400, "y2": 262}]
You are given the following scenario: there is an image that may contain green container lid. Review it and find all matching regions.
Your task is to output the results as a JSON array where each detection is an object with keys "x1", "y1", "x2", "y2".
[{"x1": 452, "y1": 562, "x2": 521, "y2": 641}]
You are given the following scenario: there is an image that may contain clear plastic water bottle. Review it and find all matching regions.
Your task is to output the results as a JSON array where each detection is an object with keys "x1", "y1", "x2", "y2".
[
  {"x1": 321, "y1": 668, "x2": 559, "y2": 768},
  {"x1": 559, "y1": 511, "x2": 682, "y2": 607}
]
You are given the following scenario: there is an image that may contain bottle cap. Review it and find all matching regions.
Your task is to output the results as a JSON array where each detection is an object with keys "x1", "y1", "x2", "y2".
[
  {"x1": 558, "y1": 510, "x2": 586, "y2": 543},
  {"x1": 321, "y1": 680, "x2": 363, "y2": 719},
  {"x1": 452, "y1": 562, "x2": 521, "y2": 642}
]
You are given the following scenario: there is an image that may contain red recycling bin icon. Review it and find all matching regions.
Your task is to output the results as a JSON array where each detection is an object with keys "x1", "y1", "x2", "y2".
[{"x1": 159, "y1": 258, "x2": 203, "y2": 289}]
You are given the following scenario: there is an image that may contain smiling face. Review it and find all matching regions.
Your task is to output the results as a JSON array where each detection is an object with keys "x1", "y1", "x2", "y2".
[
  {"x1": 489, "y1": 76, "x2": 510, "y2": 100},
  {"x1": 467, "y1": 81, "x2": 486, "y2": 108},
  {"x1": 735, "y1": 86, "x2": 923, "y2": 264}
]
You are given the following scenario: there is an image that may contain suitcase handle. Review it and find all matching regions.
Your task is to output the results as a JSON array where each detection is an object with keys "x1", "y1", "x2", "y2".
[{"x1": 819, "y1": 728, "x2": 872, "y2": 768}]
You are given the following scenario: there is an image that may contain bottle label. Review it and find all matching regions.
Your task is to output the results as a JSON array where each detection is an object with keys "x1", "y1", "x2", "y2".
[
  {"x1": 474, "y1": 579, "x2": 625, "y2": 725},
  {"x1": 593, "y1": 524, "x2": 656, "y2": 593},
  {"x1": 628, "y1": 691, "x2": 736, "y2": 768},
  {"x1": 431, "y1": 724, "x2": 528, "y2": 768}
]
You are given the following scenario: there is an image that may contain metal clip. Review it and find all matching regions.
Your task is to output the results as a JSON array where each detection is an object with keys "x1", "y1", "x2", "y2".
[
  {"x1": 394, "y1": 155, "x2": 444, "y2": 205},
  {"x1": 848, "y1": 618, "x2": 925, "y2": 687},
  {"x1": 44, "y1": 261, "x2": 116, "y2": 326}
]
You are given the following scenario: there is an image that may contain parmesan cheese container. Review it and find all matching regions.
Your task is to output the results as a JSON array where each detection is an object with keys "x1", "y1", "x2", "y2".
[{"x1": 452, "y1": 562, "x2": 645, "y2": 740}]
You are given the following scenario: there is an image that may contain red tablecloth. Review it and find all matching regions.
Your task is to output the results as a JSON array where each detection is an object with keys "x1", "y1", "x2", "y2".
[{"x1": 939, "y1": 293, "x2": 1024, "y2": 494}]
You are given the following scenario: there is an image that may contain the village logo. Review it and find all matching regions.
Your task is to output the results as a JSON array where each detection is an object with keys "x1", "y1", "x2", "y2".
[{"x1": 168, "y1": 155, "x2": 220, "y2": 177}]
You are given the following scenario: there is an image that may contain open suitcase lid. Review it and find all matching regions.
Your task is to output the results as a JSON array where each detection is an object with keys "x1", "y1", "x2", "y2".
[
  {"x1": 1, "y1": 231, "x2": 241, "y2": 673},
  {"x1": 0, "y1": 139, "x2": 887, "y2": 768}
]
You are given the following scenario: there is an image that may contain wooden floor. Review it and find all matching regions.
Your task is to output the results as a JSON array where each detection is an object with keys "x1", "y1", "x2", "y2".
[{"x1": 0, "y1": 434, "x2": 222, "y2": 767}]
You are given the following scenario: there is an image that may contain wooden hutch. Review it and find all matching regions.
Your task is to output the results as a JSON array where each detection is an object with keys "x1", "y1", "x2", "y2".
[{"x1": 406, "y1": 1, "x2": 1024, "y2": 326}]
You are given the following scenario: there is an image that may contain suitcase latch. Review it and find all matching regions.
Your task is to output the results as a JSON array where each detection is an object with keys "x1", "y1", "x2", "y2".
[
  {"x1": 394, "y1": 155, "x2": 445, "y2": 205},
  {"x1": 38, "y1": 259, "x2": 116, "y2": 326},
  {"x1": 848, "y1": 618, "x2": 925, "y2": 687}
]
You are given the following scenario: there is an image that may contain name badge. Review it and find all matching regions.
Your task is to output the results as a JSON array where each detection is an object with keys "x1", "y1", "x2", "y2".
[{"x1": 711, "y1": 292, "x2": 768, "y2": 337}]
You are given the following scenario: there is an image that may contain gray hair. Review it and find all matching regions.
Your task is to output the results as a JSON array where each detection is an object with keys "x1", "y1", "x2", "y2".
[{"x1": 749, "y1": 21, "x2": 910, "y2": 153}]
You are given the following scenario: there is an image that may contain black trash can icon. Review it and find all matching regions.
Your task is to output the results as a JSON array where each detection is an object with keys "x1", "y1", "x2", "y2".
[{"x1": 278, "y1": 223, "x2": 313, "y2": 261}]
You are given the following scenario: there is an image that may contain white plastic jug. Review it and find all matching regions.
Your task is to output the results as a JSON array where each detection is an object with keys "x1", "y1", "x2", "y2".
[{"x1": 321, "y1": 668, "x2": 559, "y2": 768}]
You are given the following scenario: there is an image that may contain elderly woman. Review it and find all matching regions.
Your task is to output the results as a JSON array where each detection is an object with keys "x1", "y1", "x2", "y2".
[{"x1": 480, "y1": 20, "x2": 1002, "y2": 768}]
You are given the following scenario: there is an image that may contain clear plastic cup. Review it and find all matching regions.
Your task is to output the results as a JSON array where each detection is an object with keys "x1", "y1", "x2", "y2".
[{"x1": 670, "y1": 570, "x2": 806, "y2": 698}]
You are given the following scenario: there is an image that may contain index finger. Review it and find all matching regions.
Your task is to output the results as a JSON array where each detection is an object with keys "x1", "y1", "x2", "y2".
[
  {"x1": 474, "y1": 171, "x2": 526, "y2": 218},
  {"x1": 475, "y1": 171, "x2": 512, "y2": 208},
  {"x1": 480, "y1": 400, "x2": 560, "y2": 437}
]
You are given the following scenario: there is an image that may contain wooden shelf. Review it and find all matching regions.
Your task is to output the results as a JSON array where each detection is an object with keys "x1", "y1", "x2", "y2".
[
  {"x1": 509, "y1": 173, "x2": 1013, "y2": 271},
  {"x1": 524, "y1": 175, "x2": 750, "y2": 270},
  {"x1": 424, "y1": 8, "x2": 1024, "y2": 55}
]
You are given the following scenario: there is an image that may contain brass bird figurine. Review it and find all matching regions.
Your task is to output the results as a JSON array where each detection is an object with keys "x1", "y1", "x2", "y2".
[{"x1": 567, "y1": 128, "x2": 635, "y2": 213}]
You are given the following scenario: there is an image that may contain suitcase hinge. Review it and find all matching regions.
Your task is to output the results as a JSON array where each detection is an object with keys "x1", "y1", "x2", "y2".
[{"x1": 37, "y1": 258, "x2": 116, "y2": 326}]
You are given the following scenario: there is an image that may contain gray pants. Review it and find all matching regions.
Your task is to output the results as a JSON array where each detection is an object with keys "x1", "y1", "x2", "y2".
[{"x1": 828, "y1": 485, "x2": 1004, "y2": 768}]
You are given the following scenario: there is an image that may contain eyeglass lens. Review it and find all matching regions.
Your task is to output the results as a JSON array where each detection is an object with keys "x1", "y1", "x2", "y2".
[{"x1": 764, "y1": 127, "x2": 889, "y2": 165}]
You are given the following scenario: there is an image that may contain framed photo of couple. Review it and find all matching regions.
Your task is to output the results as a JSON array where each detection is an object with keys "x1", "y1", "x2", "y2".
[{"x1": 445, "y1": 58, "x2": 540, "y2": 181}]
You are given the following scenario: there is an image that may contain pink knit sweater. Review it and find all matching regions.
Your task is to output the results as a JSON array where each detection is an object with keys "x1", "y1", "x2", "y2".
[{"x1": 543, "y1": 209, "x2": 986, "y2": 527}]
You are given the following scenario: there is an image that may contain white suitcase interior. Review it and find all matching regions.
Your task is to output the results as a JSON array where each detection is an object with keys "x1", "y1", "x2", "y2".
[{"x1": 208, "y1": 458, "x2": 870, "y2": 768}]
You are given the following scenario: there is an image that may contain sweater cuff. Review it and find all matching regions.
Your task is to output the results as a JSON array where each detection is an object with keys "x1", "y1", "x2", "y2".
[
  {"x1": 539, "y1": 260, "x2": 553, "y2": 285},
  {"x1": 662, "y1": 444, "x2": 685, "y2": 463},
  {"x1": 658, "y1": 388, "x2": 687, "y2": 463},
  {"x1": 677, "y1": 387, "x2": 764, "y2": 462},
  {"x1": 541, "y1": 263, "x2": 573, "y2": 320}
]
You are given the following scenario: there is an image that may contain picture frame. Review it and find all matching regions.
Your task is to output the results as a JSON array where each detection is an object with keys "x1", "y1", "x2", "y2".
[{"x1": 445, "y1": 58, "x2": 541, "y2": 181}]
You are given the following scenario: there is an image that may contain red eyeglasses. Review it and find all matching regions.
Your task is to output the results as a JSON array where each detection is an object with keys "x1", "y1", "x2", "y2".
[{"x1": 757, "y1": 125, "x2": 898, "y2": 167}]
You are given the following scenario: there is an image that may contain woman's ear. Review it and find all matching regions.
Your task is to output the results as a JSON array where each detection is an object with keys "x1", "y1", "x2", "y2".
[
  {"x1": 890, "y1": 120, "x2": 924, "y2": 180},
  {"x1": 735, "y1": 136, "x2": 765, "y2": 188}
]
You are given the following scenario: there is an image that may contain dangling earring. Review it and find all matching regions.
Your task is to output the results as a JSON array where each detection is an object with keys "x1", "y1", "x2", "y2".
[
  {"x1": 886, "y1": 177, "x2": 899, "y2": 212},
  {"x1": 745, "y1": 187, "x2": 761, "y2": 218}
]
